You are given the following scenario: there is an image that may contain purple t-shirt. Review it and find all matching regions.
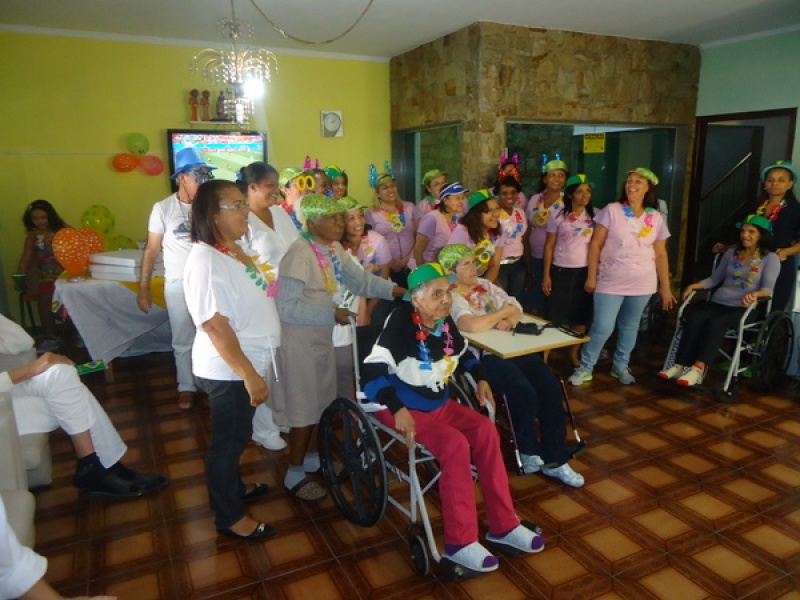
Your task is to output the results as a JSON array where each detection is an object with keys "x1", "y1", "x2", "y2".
[
  {"x1": 448, "y1": 225, "x2": 505, "y2": 276},
  {"x1": 417, "y1": 210, "x2": 459, "y2": 263},
  {"x1": 700, "y1": 249, "x2": 781, "y2": 308},
  {"x1": 526, "y1": 193, "x2": 564, "y2": 259},
  {"x1": 417, "y1": 196, "x2": 436, "y2": 217},
  {"x1": 545, "y1": 209, "x2": 594, "y2": 268},
  {"x1": 595, "y1": 202, "x2": 670, "y2": 296},
  {"x1": 365, "y1": 201, "x2": 419, "y2": 267},
  {"x1": 355, "y1": 230, "x2": 392, "y2": 276}
]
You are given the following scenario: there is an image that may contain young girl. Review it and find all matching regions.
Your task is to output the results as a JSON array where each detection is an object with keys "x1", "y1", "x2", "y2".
[
  {"x1": 17, "y1": 200, "x2": 68, "y2": 341},
  {"x1": 325, "y1": 165, "x2": 348, "y2": 200},
  {"x1": 448, "y1": 191, "x2": 505, "y2": 283},
  {"x1": 542, "y1": 174, "x2": 595, "y2": 367},
  {"x1": 413, "y1": 182, "x2": 467, "y2": 267}
]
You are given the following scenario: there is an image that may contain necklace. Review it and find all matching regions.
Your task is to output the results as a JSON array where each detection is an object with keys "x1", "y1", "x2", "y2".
[
  {"x1": 381, "y1": 204, "x2": 406, "y2": 232},
  {"x1": 307, "y1": 238, "x2": 344, "y2": 297},
  {"x1": 501, "y1": 209, "x2": 525, "y2": 239},
  {"x1": 566, "y1": 211, "x2": 595, "y2": 237},
  {"x1": 621, "y1": 202, "x2": 655, "y2": 238},
  {"x1": 454, "y1": 283, "x2": 495, "y2": 313},
  {"x1": 732, "y1": 248, "x2": 762, "y2": 289},
  {"x1": 531, "y1": 194, "x2": 562, "y2": 227},
  {"x1": 756, "y1": 199, "x2": 786, "y2": 222},
  {"x1": 345, "y1": 234, "x2": 380, "y2": 275},
  {"x1": 475, "y1": 238, "x2": 495, "y2": 266},
  {"x1": 213, "y1": 243, "x2": 278, "y2": 296},
  {"x1": 412, "y1": 310, "x2": 454, "y2": 370}
]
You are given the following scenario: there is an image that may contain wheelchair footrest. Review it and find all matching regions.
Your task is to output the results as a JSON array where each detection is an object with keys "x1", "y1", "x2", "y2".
[{"x1": 439, "y1": 557, "x2": 486, "y2": 581}]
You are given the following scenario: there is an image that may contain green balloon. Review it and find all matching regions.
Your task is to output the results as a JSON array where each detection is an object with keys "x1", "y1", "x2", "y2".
[
  {"x1": 126, "y1": 133, "x2": 150, "y2": 156},
  {"x1": 106, "y1": 234, "x2": 138, "y2": 251},
  {"x1": 81, "y1": 205, "x2": 116, "y2": 237}
]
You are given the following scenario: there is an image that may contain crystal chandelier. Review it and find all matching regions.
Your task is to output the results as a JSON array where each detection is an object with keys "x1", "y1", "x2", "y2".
[{"x1": 191, "y1": 0, "x2": 277, "y2": 125}]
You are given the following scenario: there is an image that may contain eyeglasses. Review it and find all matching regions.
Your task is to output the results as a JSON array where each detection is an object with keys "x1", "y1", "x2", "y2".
[
  {"x1": 187, "y1": 170, "x2": 214, "y2": 183},
  {"x1": 219, "y1": 202, "x2": 250, "y2": 211}
]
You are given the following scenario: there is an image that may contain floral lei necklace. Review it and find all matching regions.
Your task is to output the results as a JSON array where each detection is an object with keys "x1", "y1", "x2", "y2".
[
  {"x1": 756, "y1": 199, "x2": 786, "y2": 222},
  {"x1": 347, "y1": 234, "x2": 380, "y2": 275},
  {"x1": 213, "y1": 244, "x2": 278, "y2": 297},
  {"x1": 306, "y1": 236, "x2": 344, "y2": 298},
  {"x1": 531, "y1": 195, "x2": 562, "y2": 227},
  {"x1": 475, "y1": 237, "x2": 496, "y2": 266},
  {"x1": 566, "y1": 211, "x2": 595, "y2": 237},
  {"x1": 453, "y1": 283, "x2": 495, "y2": 314},
  {"x1": 381, "y1": 204, "x2": 406, "y2": 232},
  {"x1": 732, "y1": 248, "x2": 762, "y2": 289},
  {"x1": 500, "y1": 208, "x2": 525, "y2": 239},
  {"x1": 621, "y1": 202, "x2": 655, "y2": 238},
  {"x1": 412, "y1": 310, "x2": 454, "y2": 370}
]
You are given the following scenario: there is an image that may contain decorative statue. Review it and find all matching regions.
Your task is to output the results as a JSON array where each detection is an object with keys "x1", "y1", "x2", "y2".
[
  {"x1": 189, "y1": 89, "x2": 199, "y2": 121},
  {"x1": 216, "y1": 91, "x2": 226, "y2": 120},
  {"x1": 200, "y1": 90, "x2": 211, "y2": 121}
]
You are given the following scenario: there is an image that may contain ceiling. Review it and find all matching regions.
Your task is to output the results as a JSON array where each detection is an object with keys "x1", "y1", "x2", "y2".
[{"x1": 3, "y1": 0, "x2": 800, "y2": 59}]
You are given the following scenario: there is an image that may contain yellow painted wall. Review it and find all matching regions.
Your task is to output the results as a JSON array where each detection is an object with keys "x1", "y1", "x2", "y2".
[{"x1": 0, "y1": 31, "x2": 390, "y2": 318}]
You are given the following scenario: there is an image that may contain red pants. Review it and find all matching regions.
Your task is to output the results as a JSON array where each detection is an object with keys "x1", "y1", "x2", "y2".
[{"x1": 374, "y1": 400, "x2": 519, "y2": 545}]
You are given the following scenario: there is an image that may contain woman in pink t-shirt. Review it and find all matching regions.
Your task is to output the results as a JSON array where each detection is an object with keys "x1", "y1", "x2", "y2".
[
  {"x1": 496, "y1": 176, "x2": 528, "y2": 301},
  {"x1": 448, "y1": 191, "x2": 505, "y2": 283},
  {"x1": 417, "y1": 169, "x2": 448, "y2": 217},
  {"x1": 413, "y1": 182, "x2": 467, "y2": 267},
  {"x1": 542, "y1": 174, "x2": 595, "y2": 367},
  {"x1": 364, "y1": 173, "x2": 420, "y2": 289},
  {"x1": 568, "y1": 168, "x2": 676, "y2": 387},
  {"x1": 524, "y1": 160, "x2": 568, "y2": 314}
]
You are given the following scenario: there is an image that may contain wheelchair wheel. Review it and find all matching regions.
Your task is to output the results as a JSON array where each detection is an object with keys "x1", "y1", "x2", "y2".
[
  {"x1": 318, "y1": 397, "x2": 388, "y2": 527},
  {"x1": 754, "y1": 312, "x2": 794, "y2": 392},
  {"x1": 408, "y1": 534, "x2": 430, "y2": 576}
]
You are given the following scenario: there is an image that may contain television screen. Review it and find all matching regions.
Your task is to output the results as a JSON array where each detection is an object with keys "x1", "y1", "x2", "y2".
[{"x1": 166, "y1": 129, "x2": 267, "y2": 191}]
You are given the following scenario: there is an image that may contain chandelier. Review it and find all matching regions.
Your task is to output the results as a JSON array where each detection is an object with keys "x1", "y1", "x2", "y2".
[{"x1": 191, "y1": 0, "x2": 277, "y2": 125}]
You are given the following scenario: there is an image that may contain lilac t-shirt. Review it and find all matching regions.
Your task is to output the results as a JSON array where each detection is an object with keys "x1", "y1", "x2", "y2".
[
  {"x1": 594, "y1": 202, "x2": 670, "y2": 296},
  {"x1": 526, "y1": 193, "x2": 564, "y2": 259},
  {"x1": 417, "y1": 210, "x2": 459, "y2": 263},
  {"x1": 700, "y1": 249, "x2": 781, "y2": 308},
  {"x1": 499, "y1": 207, "x2": 527, "y2": 259},
  {"x1": 355, "y1": 230, "x2": 392, "y2": 276},
  {"x1": 417, "y1": 196, "x2": 436, "y2": 217},
  {"x1": 448, "y1": 225, "x2": 505, "y2": 276},
  {"x1": 365, "y1": 201, "x2": 419, "y2": 267},
  {"x1": 545, "y1": 209, "x2": 594, "y2": 268}
]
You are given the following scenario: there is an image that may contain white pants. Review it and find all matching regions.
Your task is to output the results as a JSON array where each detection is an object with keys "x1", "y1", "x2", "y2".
[
  {"x1": 0, "y1": 498, "x2": 45, "y2": 599},
  {"x1": 11, "y1": 364, "x2": 127, "y2": 468},
  {"x1": 164, "y1": 278, "x2": 196, "y2": 393},
  {"x1": 251, "y1": 364, "x2": 281, "y2": 441}
]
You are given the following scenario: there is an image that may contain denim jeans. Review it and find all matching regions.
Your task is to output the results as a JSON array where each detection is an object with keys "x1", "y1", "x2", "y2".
[
  {"x1": 580, "y1": 293, "x2": 651, "y2": 371},
  {"x1": 482, "y1": 353, "x2": 570, "y2": 466},
  {"x1": 197, "y1": 377, "x2": 256, "y2": 529}
]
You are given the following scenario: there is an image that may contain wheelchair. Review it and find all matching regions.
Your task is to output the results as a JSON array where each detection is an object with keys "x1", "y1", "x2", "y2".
[
  {"x1": 662, "y1": 290, "x2": 794, "y2": 402},
  {"x1": 317, "y1": 323, "x2": 542, "y2": 580}
]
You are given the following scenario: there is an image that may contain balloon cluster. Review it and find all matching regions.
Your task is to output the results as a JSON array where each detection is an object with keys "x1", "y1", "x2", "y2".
[
  {"x1": 82, "y1": 205, "x2": 137, "y2": 253},
  {"x1": 52, "y1": 228, "x2": 104, "y2": 277},
  {"x1": 112, "y1": 133, "x2": 164, "y2": 176}
]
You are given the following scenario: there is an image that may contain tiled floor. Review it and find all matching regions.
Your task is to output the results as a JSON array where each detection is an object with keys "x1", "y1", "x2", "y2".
[{"x1": 32, "y1": 337, "x2": 800, "y2": 599}]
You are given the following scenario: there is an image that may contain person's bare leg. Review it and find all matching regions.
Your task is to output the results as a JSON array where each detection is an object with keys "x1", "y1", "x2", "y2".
[
  {"x1": 69, "y1": 430, "x2": 94, "y2": 459},
  {"x1": 288, "y1": 426, "x2": 314, "y2": 466}
]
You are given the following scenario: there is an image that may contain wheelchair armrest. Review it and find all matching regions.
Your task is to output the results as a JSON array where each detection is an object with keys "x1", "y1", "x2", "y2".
[
  {"x1": 738, "y1": 294, "x2": 772, "y2": 328},
  {"x1": 677, "y1": 289, "x2": 710, "y2": 319}
]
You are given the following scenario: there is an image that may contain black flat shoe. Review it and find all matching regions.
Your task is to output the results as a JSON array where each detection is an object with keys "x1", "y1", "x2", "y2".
[
  {"x1": 77, "y1": 471, "x2": 147, "y2": 499},
  {"x1": 217, "y1": 522, "x2": 275, "y2": 540},
  {"x1": 241, "y1": 482, "x2": 269, "y2": 501}
]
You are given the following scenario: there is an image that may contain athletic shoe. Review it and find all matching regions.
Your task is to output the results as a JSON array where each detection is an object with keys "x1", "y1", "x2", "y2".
[
  {"x1": 657, "y1": 364, "x2": 687, "y2": 380},
  {"x1": 541, "y1": 463, "x2": 585, "y2": 488},
  {"x1": 568, "y1": 368, "x2": 592, "y2": 386},
  {"x1": 611, "y1": 364, "x2": 636, "y2": 385},
  {"x1": 520, "y1": 454, "x2": 544, "y2": 474},
  {"x1": 253, "y1": 433, "x2": 287, "y2": 451}
]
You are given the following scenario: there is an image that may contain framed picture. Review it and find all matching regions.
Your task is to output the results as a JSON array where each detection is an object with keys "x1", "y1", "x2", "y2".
[{"x1": 321, "y1": 110, "x2": 344, "y2": 137}]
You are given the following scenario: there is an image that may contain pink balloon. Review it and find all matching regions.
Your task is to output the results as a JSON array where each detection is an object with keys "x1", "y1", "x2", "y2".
[{"x1": 139, "y1": 155, "x2": 164, "y2": 176}]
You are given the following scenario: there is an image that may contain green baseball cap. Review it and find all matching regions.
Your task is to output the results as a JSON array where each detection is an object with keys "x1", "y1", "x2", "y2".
[
  {"x1": 627, "y1": 167, "x2": 659, "y2": 186},
  {"x1": 466, "y1": 189, "x2": 493, "y2": 211},
  {"x1": 403, "y1": 263, "x2": 451, "y2": 301},
  {"x1": 565, "y1": 173, "x2": 593, "y2": 188},
  {"x1": 761, "y1": 160, "x2": 798, "y2": 182},
  {"x1": 739, "y1": 214, "x2": 774, "y2": 233}
]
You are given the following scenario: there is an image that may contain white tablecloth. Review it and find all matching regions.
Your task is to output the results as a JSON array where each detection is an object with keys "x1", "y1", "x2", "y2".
[{"x1": 54, "y1": 278, "x2": 171, "y2": 363}]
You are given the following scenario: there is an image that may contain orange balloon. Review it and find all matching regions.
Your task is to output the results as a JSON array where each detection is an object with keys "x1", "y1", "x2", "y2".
[
  {"x1": 112, "y1": 153, "x2": 139, "y2": 173},
  {"x1": 52, "y1": 228, "x2": 89, "y2": 276},
  {"x1": 78, "y1": 227, "x2": 105, "y2": 255}
]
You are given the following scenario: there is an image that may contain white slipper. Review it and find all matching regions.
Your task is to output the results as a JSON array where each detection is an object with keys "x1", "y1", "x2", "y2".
[
  {"x1": 486, "y1": 524, "x2": 545, "y2": 553},
  {"x1": 443, "y1": 542, "x2": 499, "y2": 572}
]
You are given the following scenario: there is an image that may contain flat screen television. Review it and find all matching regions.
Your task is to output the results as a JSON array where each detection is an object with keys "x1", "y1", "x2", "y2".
[{"x1": 166, "y1": 129, "x2": 267, "y2": 191}]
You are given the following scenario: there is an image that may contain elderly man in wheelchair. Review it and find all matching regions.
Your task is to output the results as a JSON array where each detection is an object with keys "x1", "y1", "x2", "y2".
[
  {"x1": 658, "y1": 215, "x2": 781, "y2": 388},
  {"x1": 359, "y1": 263, "x2": 544, "y2": 576}
]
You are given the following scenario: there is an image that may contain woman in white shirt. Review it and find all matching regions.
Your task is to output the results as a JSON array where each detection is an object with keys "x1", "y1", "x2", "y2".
[{"x1": 183, "y1": 180, "x2": 281, "y2": 540}]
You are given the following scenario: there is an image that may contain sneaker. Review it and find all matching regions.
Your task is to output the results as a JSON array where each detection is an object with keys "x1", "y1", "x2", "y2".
[
  {"x1": 253, "y1": 433, "x2": 287, "y2": 451},
  {"x1": 677, "y1": 365, "x2": 705, "y2": 387},
  {"x1": 486, "y1": 524, "x2": 545, "y2": 554},
  {"x1": 657, "y1": 364, "x2": 686, "y2": 380},
  {"x1": 541, "y1": 462, "x2": 585, "y2": 488},
  {"x1": 568, "y1": 367, "x2": 592, "y2": 386},
  {"x1": 611, "y1": 364, "x2": 636, "y2": 385},
  {"x1": 520, "y1": 454, "x2": 544, "y2": 474}
]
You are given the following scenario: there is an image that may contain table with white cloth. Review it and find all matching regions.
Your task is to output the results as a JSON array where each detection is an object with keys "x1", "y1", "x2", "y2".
[
  {"x1": 463, "y1": 315, "x2": 589, "y2": 359},
  {"x1": 53, "y1": 277, "x2": 172, "y2": 364}
]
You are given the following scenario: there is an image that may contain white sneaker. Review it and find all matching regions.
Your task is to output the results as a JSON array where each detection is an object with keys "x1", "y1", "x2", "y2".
[
  {"x1": 253, "y1": 433, "x2": 287, "y2": 451},
  {"x1": 541, "y1": 462, "x2": 585, "y2": 487},
  {"x1": 677, "y1": 365, "x2": 705, "y2": 387},
  {"x1": 657, "y1": 364, "x2": 686, "y2": 380},
  {"x1": 520, "y1": 454, "x2": 544, "y2": 474},
  {"x1": 568, "y1": 368, "x2": 592, "y2": 386}
]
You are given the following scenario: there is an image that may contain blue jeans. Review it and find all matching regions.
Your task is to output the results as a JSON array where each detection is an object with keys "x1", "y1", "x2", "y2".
[{"x1": 580, "y1": 293, "x2": 651, "y2": 372}]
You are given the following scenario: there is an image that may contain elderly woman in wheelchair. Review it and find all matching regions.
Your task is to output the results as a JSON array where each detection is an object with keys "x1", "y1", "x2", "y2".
[
  {"x1": 361, "y1": 263, "x2": 545, "y2": 576},
  {"x1": 439, "y1": 244, "x2": 584, "y2": 487},
  {"x1": 658, "y1": 215, "x2": 780, "y2": 386}
]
